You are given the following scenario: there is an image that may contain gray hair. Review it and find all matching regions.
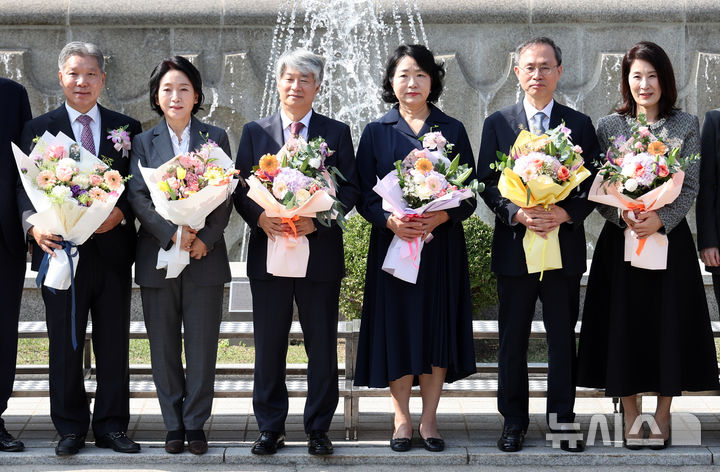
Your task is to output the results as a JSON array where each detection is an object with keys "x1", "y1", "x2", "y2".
[
  {"x1": 58, "y1": 41, "x2": 105, "y2": 72},
  {"x1": 515, "y1": 37, "x2": 562, "y2": 66},
  {"x1": 274, "y1": 49, "x2": 324, "y2": 84}
]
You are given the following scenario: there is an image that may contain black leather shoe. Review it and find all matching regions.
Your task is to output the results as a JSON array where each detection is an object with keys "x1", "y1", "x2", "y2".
[
  {"x1": 419, "y1": 433, "x2": 445, "y2": 452},
  {"x1": 165, "y1": 430, "x2": 185, "y2": 454},
  {"x1": 56, "y1": 433, "x2": 86, "y2": 456},
  {"x1": 390, "y1": 437, "x2": 412, "y2": 452},
  {"x1": 251, "y1": 431, "x2": 285, "y2": 455},
  {"x1": 0, "y1": 427, "x2": 24, "y2": 452},
  {"x1": 497, "y1": 425, "x2": 525, "y2": 452},
  {"x1": 560, "y1": 438, "x2": 585, "y2": 452},
  {"x1": 95, "y1": 431, "x2": 140, "y2": 453},
  {"x1": 307, "y1": 430, "x2": 333, "y2": 455},
  {"x1": 187, "y1": 430, "x2": 208, "y2": 455}
]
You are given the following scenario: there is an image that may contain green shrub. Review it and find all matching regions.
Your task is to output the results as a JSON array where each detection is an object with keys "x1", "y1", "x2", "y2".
[
  {"x1": 340, "y1": 213, "x2": 497, "y2": 320},
  {"x1": 340, "y1": 214, "x2": 371, "y2": 320}
]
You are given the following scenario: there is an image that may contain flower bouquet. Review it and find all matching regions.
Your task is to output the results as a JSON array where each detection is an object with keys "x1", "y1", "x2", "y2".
[
  {"x1": 138, "y1": 139, "x2": 240, "y2": 278},
  {"x1": 491, "y1": 124, "x2": 591, "y2": 277},
  {"x1": 13, "y1": 131, "x2": 129, "y2": 291},
  {"x1": 246, "y1": 136, "x2": 346, "y2": 277},
  {"x1": 374, "y1": 131, "x2": 482, "y2": 284},
  {"x1": 588, "y1": 114, "x2": 698, "y2": 269}
]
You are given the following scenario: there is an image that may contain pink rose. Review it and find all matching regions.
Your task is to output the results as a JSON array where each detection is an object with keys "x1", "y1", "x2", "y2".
[
  {"x1": 44, "y1": 144, "x2": 66, "y2": 161},
  {"x1": 557, "y1": 165, "x2": 570, "y2": 181},
  {"x1": 572, "y1": 145, "x2": 583, "y2": 154},
  {"x1": 657, "y1": 163, "x2": 669, "y2": 178},
  {"x1": 55, "y1": 165, "x2": 74, "y2": 182},
  {"x1": 638, "y1": 126, "x2": 651, "y2": 138},
  {"x1": 89, "y1": 174, "x2": 104, "y2": 186}
]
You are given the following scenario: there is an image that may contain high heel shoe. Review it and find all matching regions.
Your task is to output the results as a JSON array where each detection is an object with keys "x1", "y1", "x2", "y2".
[
  {"x1": 648, "y1": 421, "x2": 670, "y2": 450},
  {"x1": 622, "y1": 414, "x2": 643, "y2": 450}
]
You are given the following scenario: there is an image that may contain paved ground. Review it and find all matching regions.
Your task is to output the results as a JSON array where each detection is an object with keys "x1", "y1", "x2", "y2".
[{"x1": 3, "y1": 395, "x2": 720, "y2": 469}]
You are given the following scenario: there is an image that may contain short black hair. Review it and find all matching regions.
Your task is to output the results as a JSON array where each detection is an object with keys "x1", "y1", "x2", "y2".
[
  {"x1": 381, "y1": 44, "x2": 445, "y2": 104},
  {"x1": 617, "y1": 41, "x2": 678, "y2": 120},
  {"x1": 148, "y1": 56, "x2": 204, "y2": 116}
]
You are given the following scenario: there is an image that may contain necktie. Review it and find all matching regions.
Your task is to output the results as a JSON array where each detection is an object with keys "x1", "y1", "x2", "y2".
[
  {"x1": 77, "y1": 115, "x2": 96, "y2": 155},
  {"x1": 530, "y1": 111, "x2": 546, "y2": 136},
  {"x1": 290, "y1": 121, "x2": 305, "y2": 138}
]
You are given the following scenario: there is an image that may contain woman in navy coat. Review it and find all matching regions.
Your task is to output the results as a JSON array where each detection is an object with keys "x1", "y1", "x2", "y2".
[{"x1": 354, "y1": 44, "x2": 477, "y2": 452}]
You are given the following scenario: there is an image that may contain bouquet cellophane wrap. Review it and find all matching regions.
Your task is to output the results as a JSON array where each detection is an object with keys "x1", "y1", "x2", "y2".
[
  {"x1": 246, "y1": 175, "x2": 336, "y2": 278},
  {"x1": 12, "y1": 131, "x2": 125, "y2": 290},
  {"x1": 497, "y1": 130, "x2": 591, "y2": 276},
  {"x1": 588, "y1": 170, "x2": 684, "y2": 270},
  {"x1": 138, "y1": 146, "x2": 239, "y2": 278},
  {"x1": 374, "y1": 171, "x2": 473, "y2": 284}
]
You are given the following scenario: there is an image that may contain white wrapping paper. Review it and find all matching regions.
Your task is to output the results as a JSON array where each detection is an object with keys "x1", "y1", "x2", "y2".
[
  {"x1": 12, "y1": 131, "x2": 124, "y2": 290},
  {"x1": 374, "y1": 172, "x2": 473, "y2": 284},
  {"x1": 138, "y1": 145, "x2": 239, "y2": 278}
]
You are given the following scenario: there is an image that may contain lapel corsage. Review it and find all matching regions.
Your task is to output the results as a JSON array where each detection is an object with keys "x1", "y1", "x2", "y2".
[{"x1": 107, "y1": 125, "x2": 132, "y2": 158}]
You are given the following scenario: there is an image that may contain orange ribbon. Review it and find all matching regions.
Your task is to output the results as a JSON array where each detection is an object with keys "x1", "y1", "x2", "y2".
[
  {"x1": 622, "y1": 201, "x2": 656, "y2": 256},
  {"x1": 282, "y1": 215, "x2": 300, "y2": 238}
]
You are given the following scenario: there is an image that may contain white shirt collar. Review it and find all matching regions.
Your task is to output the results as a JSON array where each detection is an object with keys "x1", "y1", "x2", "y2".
[
  {"x1": 65, "y1": 102, "x2": 100, "y2": 127},
  {"x1": 523, "y1": 96, "x2": 554, "y2": 123},
  {"x1": 280, "y1": 108, "x2": 313, "y2": 133},
  {"x1": 167, "y1": 120, "x2": 192, "y2": 155}
]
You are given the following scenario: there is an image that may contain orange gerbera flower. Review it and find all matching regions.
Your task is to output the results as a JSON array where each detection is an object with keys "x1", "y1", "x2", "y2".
[
  {"x1": 415, "y1": 157, "x2": 433, "y2": 173},
  {"x1": 647, "y1": 140, "x2": 667, "y2": 156},
  {"x1": 259, "y1": 153, "x2": 279, "y2": 175}
]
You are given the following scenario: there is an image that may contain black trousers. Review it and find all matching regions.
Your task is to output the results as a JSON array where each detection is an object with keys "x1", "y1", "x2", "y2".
[
  {"x1": 43, "y1": 240, "x2": 131, "y2": 436},
  {"x1": 496, "y1": 271, "x2": 581, "y2": 430},
  {"x1": 250, "y1": 277, "x2": 340, "y2": 434},
  {"x1": 0, "y1": 241, "x2": 25, "y2": 428}
]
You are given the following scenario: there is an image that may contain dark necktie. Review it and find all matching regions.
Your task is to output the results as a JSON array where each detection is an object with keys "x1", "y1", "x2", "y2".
[
  {"x1": 77, "y1": 115, "x2": 96, "y2": 155},
  {"x1": 290, "y1": 121, "x2": 305, "y2": 138}
]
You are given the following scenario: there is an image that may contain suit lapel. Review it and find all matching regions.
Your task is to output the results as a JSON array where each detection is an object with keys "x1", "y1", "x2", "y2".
[
  {"x1": 262, "y1": 113, "x2": 284, "y2": 149},
  {"x1": 510, "y1": 102, "x2": 529, "y2": 137},
  {"x1": 307, "y1": 111, "x2": 326, "y2": 141},
  {"x1": 151, "y1": 118, "x2": 176, "y2": 165},
  {"x1": 188, "y1": 116, "x2": 208, "y2": 152},
  {"x1": 51, "y1": 105, "x2": 75, "y2": 140},
  {"x1": 97, "y1": 105, "x2": 117, "y2": 158},
  {"x1": 548, "y1": 101, "x2": 565, "y2": 129}
]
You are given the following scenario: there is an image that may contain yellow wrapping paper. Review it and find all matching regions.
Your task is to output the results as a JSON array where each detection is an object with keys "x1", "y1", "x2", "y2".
[{"x1": 497, "y1": 131, "x2": 591, "y2": 277}]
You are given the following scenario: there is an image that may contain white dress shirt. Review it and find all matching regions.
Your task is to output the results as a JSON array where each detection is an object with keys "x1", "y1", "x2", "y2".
[
  {"x1": 280, "y1": 108, "x2": 312, "y2": 143},
  {"x1": 65, "y1": 103, "x2": 101, "y2": 156},
  {"x1": 522, "y1": 96, "x2": 554, "y2": 133},
  {"x1": 167, "y1": 121, "x2": 191, "y2": 155}
]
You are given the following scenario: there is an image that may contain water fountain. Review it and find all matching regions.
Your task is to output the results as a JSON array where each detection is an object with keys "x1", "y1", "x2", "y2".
[{"x1": 260, "y1": 0, "x2": 428, "y2": 144}]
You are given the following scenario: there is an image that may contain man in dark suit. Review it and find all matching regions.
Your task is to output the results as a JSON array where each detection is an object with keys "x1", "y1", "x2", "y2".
[
  {"x1": 18, "y1": 42, "x2": 142, "y2": 456},
  {"x1": 234, "y1": 49, "x2": 360, "y2": 456},
  {"x1": 0, "y1": 78, "x2": 32, "y2": 453},
  {"x1": 477, "y1": 37, "x2": 599, "y2": 453},
  {"x1": 697, "y1": 109, "x2": 720, "y2": 303}
]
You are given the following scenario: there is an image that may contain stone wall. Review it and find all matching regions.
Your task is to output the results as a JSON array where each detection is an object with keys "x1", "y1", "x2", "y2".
[{"x1": 2, "y1": 0, "x2": 720, "y2": 259}]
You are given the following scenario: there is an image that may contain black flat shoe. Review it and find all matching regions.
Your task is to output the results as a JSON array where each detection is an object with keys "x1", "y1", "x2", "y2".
[
  {"x1": 307, "y1": 430, "x2": 333, "y2": 455},
  {"x1": 419, "y1": 433, "x2": 445, "y2": 452},
  {"x1": 55, "y1": 433, "x2": 86, "y2": 456},
  {"x1": 390, "y1": 437, "x2": 412, "y2": 452},
  {"x1": 0, "y1": 427, "x2": 24, "y2": 452},
  {"x1": 186, "y1": 430, "x2": 208, "y2": 455},
  {"x1": 497, "y1": 425, "x2": 525, "y2": 452},
  {"x1": 95, "y1": 431, "x2": 140, "y2": 453},
  {"x1": 251, "y1": 431, "x2": 285, "y2": 455}
]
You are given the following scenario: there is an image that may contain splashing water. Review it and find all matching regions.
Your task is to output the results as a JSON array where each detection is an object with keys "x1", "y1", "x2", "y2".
[{"x1": 260, "y1": 0, "x2": 427, "y2": 144}]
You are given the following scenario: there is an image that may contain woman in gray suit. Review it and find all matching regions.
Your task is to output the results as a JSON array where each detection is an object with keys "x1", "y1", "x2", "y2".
[{"x1": 128, "y1": 56, "x2": 232, "y2": 455}]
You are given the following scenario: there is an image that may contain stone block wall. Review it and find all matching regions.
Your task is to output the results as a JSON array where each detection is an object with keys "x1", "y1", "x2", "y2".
[{"x1": 2, "y1": 0, "x2": 720, "y2": 260}]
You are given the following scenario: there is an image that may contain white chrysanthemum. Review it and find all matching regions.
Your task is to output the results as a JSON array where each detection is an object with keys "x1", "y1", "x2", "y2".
[
  {"x1": 624, "y1": 178, "x2": 638, "y2": 192},
  {"x1": 71, "y1": 174, "x2": 90, "y2": 188},
  {"x1": 410, "y1": 170, "x2": 425, "y2": 184},
  {"x1": 51, "y1": 185, "x2": 72, "y2": 200},
  {"x1": 58, "y1": 158, "x2": 77, "y2": 168},
  {"x1": 416, "y1": 183, "x2": 434, "y2": 200},
  {"x1": 309, "y1": 157, "x2": 322, "y2": 169}
]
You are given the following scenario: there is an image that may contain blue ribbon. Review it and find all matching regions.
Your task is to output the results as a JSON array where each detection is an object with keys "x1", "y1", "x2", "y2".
[{"x1": 36, "y1": 241, "x2": 80, "y2": 350}]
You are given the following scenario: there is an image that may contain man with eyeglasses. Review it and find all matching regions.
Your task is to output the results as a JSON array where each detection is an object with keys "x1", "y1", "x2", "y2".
[{"x1": 476, "y1": 37, "x2": 600, "y2": 453}]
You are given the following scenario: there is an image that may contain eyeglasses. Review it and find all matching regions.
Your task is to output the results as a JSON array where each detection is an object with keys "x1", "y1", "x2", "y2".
[{"x1": 519, "y1": 65, "x2": 559, "y2": 76}]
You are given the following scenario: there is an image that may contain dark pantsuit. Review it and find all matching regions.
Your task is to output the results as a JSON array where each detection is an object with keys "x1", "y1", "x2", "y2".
[
  {"x1": 0, "y1": 246, "x2": 25, "y2": 428},
  {"x1": 141, "y1": 278, "x2": 223, "y2": 432},
  {"x1": 250, "y1": 277, "x2": 340, "y2": 434},
  {"x1": 497, "y1": 272, "x2": 580, "y2": 430},
  {"x1": 44, "y1": 240, "x2": 131, "y2": 436}
]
